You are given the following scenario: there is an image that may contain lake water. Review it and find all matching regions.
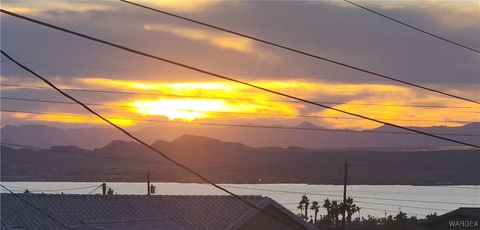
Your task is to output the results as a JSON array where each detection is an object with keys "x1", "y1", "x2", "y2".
[{"x1": 2, "y1": 182, "x2": 479, "y2": 219}]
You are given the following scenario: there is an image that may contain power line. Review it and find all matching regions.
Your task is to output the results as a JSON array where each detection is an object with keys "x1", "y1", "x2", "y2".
[
  {"x1": 1, "y1": 96, "x2": 129, "y2": 109},
  {"x1": 1, "y1": 10, "x2": 478, "y2": 148},
  {"x1": 28, "y1": 185, "x2": 100, "y2": 193},
  {"x1": 338, "y1": 187, "x2": 480, "y2": 197},
  {"x1": 353, "y1": 201, "x2": 452, "y2": 212},
  {"x1": 0, "y1": 60, "x2": 194, "y2": 75},
  {"x1": 87, "y1": 185, "x2": 101, "y2": 194},
  {"x1": 3, "y1": 109, "x2": 479, "y2": 137},
  {"x1": 2, "y1": 141, "x2": 475, "y2": 210},
  {"x1": 3, "y1": 141, "x2": 479, "y2": 184},
  {"x1": 2, "y1": 184, "x2": 102, "y2": 193},
  {"x1": 222, "y1": 185, "x2": 480, "y2": 206},
  {"x1": 119, "y1": 0, "x2": 480, "y2": 105},
  {"x1": 441, "y1": 186, "x2": 480, "y2": 190},
  {"x1": 2, "y1": 96, "x2": 477, "y2": 124},
  {"x1": 359, "y1": 206, "x2": 428, "y2": 217},
  {"x1": 0, "y1": 52, "x2": 300, "y2": 230},
  {"x1": 4, "y1": 141, "x2": 479, "y2": 183},
  {"x1": 352, "y1": 162, "x2": 480, "y2": 170},
  {"x1": 0, "y1": 187, "x2": 25, "y2": 193},
  {"x1": 0, "y1": 181, "x2": 462, "y2": 214},
  {"x1": 281, "y1": 202, "x2": 432, "y2": 217},
  {"x1": 0, "y1": 184, "x2": 71, "y2": 229},
  {"x1": 287, "y1": 204, "x2": 430, "y2": 218},
  {"x1": 3, "y1": 83, "x2": 479, "y2": 110},
  {"x1": 0, "y1": 183, "x2": 455, "y2": 214},
  {"x1": 0, "y1": 59, "x2": 369, "y2": 83},
  {"x1": 343, "y1": 0, "x2": 480, "y2": 54}
]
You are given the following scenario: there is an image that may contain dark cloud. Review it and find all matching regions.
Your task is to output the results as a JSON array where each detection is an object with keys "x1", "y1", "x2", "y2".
[
  {"x1": 2, "y1": 1, "x2": 478, "y2": 84},
  {"x1": 1, "y1": 1, "x2": 478, "y2": 129}
]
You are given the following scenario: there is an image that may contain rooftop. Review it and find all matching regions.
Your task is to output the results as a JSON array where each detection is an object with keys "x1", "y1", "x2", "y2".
[{"x1": 1, "y1": 193, "x2": 314, "y2": 230}]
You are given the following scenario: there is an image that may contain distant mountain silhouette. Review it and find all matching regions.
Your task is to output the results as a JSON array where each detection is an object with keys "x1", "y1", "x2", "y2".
[
  {"x1": 1, "y1": 124, "x2": 127, "y2": 149},
  {"x1": 95, "y1": 140, "x2": 153, "y2": 159},
  {"x1": 2, "y1": 136, "x2": 479, "y2": 184},
  {"x1": 51, "y1": 145, "x2": 90, "y2": 154},
  {"x1": 92, "y1": 135, "x2": 261, "y2": 164},
  {"x1": 373, "y1": 122, "x2": 480, "y2": 134},
  {"x1": 2, "y1": 122, "x2": 478, "y2": 150},
  {"x1": 295, "y1": 121, "x2": 321, "y2": 129},
  {"x1": 166, "y1": 134, "x2": 251, "y2": 153}
]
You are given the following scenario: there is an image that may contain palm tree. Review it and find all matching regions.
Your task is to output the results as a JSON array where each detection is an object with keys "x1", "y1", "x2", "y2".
[
  {"x1": 323, "y1": 198, "x2": 332, "y2": 223},
  {"x1": 331, "y1": 200, "x2": 340, "y2": 223},
  {"x1": 300, "y1": 195, "x2": 310, "y2": 220},
  {"x1": 351, "y1": 206, "x2": 361, "y2": 221},
  {"x1": 297, "y1": 203, "x2": 304, "y2": 217},
  {"x1": 342, "y1": 197, "x2": 361, "y2": 223},
  {"x1": 310, "y1": 201, "x2": 320, "y2": 223},
  {"x1": 426, "y1": 212, "x2": 437, "y2": 221},
  {"x1": 395, "y1": 211, "x2": 408, "y2": 222}
]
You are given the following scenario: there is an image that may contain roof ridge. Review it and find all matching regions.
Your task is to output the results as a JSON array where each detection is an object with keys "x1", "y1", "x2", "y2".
[{"x1": 224, "y1": 198, "x2": 271, "y2": 230}]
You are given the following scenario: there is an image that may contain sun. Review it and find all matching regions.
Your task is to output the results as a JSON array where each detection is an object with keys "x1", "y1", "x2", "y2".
[{"x1": 132, "y1": 98, "x2": 229, "y2": 121}]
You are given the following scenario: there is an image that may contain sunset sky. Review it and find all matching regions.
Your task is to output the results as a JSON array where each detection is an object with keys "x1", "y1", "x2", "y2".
[{"x1": 1, "y1": 0, "x2": 479, "y2": 131}]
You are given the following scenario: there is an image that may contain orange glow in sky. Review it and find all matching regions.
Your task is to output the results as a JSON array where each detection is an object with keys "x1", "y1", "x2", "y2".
[
  {"x1": 4, "y1": 77, "x2": 477, "y2": 129},
  {"x1": 132, "y1": 99, "x2": 228, "y2": 121},
  {"x1": 11, "y1": 112, "x2": 136, "y2": 126},
  {"x1": 80, "y1": 78, "x2": 300, "y2": 122}
]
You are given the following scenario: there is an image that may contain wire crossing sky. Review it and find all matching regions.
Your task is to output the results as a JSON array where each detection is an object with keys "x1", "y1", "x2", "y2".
[
  {"x1": 2, "y1": 83, "x2": 478, "y2": 109},
  {"x1": 1, "y1": 50, "x2": 301, "y2": 230},
  {"x1": 0, "y1": 185, "x2": 71, "y2": 229},
  {"x1": 2, "y1": 96, "x2": 477, "y2": 124},
  {"x1": 1, "y1": 9, "x2": 478, "y2": 148},
  {"x1": 0, "y1": 2, "x2": 478, "y2": 227},
  {"x1": 343, "y1": 0, "x2": 480, "y2": 54},
  {"x1": 1, "y1": 142, "x2": 475, "y2": 215},
  {"x1": 3, "y1": 109, "x2": 479, "y2": 137},
  {"x1": 119, "y1": 0, "x2": 479, "y2": 105}
]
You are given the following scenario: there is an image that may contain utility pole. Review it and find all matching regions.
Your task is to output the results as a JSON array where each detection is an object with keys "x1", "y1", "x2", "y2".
[
  {"x1": 101, "y1": 183, "x2": 106, "y2": 195},
  {"x1": 342, "y1": 160, "x2": 348, "y2": 230},
  {"x1": 147, "y1": 171, "x2": 151, "y2": 196}
]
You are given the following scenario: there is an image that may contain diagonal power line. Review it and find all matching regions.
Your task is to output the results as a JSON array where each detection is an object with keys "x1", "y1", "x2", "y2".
[
  {"x1": 2, "y1": 184, "x2": 102, "y2": 193},
  {"x1": 343, "y1": 0, "x2": 480, "y2": 54},
  {"x1": 3, "y1": 109, "x2": 480, "y2": 137},
  {"x1": 0, "y1": 51, "x2": 302, "y2": 230},
  {"x1": 1, "y1": 96, "x2": 478, "y2": 124},
  {"x1": 0, "y1": 184, "x2": 71, "y2": 230},
  {"x1": 0, "y1": 9, "x2": 478, "y2": 148},
  {"x1": 0, "y1": 142, "x2": 158, "y2": 165},
  {"x1": 222, "y1": 185, "x2": 480, "y2": 206},
  {"x1": 2, "y1": 83, "x2": 479, "y2": 109},
  {"x1": 118, "y1": 0, "x2": 479, "y2": 105}
]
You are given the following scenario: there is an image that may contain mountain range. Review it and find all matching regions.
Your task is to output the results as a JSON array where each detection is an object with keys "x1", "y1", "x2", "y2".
[
  {"x1": 2, "y1": 122, "x2": 479, "y2": 150},
  {"x1": 2, "y1": 133, "x2": 479, "y2": 184}
]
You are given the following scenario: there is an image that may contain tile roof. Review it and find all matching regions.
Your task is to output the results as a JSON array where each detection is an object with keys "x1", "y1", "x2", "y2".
[{"x1": 1, "y1": 194, "x2": 313, "y2": 230}]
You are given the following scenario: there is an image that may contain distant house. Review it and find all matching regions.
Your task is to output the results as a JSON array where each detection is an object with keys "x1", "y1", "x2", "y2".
[
  {"x1": 420, "y1": 207, "x2": 480, "y2": 230},
  {"x1": 1, "y1": 194, "x2": 316, "y2": 230}
]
